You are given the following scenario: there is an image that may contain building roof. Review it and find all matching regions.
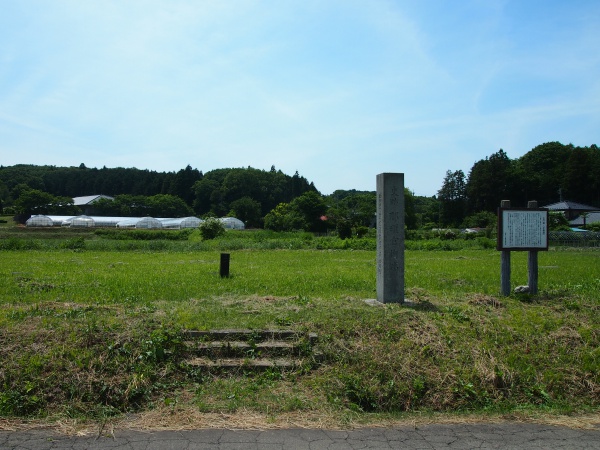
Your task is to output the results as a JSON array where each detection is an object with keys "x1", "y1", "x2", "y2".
[
  {"x1": 569, "y1": 211, "x2": 600, "y2": 226},
  {"x1": 72, "y1": 195, "x2": 114, "y2": 206},
  {"x1": 544, "y1": 201, "x2": 598, "y2": 211}
]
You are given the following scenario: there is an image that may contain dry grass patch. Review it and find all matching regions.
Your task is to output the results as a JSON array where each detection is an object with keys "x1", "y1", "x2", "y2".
[{"x1": 468, "y1": 294, "x2": 503, "y2": 308}]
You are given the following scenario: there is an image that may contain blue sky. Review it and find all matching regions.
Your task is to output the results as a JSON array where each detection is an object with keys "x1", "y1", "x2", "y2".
[{"x1": 1, "y1": 0, "x2": 599, "y2": 197}]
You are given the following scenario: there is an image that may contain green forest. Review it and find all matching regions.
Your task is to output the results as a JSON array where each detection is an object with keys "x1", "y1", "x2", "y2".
[{"x1": 1, "y1": 141, "x2": 599, "y2": 231}]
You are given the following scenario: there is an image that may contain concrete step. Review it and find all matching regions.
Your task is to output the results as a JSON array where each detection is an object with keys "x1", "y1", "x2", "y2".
[
  {"x1": 181, "y1": 329, "x2": 320, "y2": 373},
  {"x1": 185, "y1": 357, "x2": 305, "y2": 370},
  {"x1": 184, "y1": 329, "x2": 317, "y2": 343},
  {"x1": 186, "y1": 340, "x2": 299, "y2": 358}
]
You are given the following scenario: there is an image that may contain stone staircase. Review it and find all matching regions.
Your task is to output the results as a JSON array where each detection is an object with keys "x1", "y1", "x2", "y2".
[{"x1": 182, "y1": 329, "x2": 321, "y2": 373}]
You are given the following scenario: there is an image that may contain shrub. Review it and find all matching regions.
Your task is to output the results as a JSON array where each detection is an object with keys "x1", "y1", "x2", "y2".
[
  {"x1": 199, "y1": 217, "x2": 225, "y2": 240},
  {"x1": 549, "y1": 211, "x2": 570, "y2": 231},
  {"x1": 60, "y1": 237, "x2": 86, "y2": 250}
]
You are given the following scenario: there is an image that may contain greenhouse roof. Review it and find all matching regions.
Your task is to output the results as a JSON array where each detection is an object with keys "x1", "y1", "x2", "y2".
[
  {"x1": 25, "y1": 215, "x2": 54, "y2": 227},
  {"x1": 116, "y1": 217, "x2": 163, "y2": 229},
  {"x1": 62, "y1": 215, "x2": 95, "y2": 227},
  {"x1": 220, "y1": 217, "x2": 245, "y2": 229},
  {"x1": 160, "y1": 216, "x2": 203, "y2": 229}
]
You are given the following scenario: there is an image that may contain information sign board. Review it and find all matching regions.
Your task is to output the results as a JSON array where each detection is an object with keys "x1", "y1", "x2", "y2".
[{"x1": 497, "y1": 208, "x2": 549, "y2": 251}]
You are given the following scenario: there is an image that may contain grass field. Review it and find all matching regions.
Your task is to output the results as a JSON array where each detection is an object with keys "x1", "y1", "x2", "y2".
[{"x1": 0, "y1": 225, "x2": 598, "y2": 429}]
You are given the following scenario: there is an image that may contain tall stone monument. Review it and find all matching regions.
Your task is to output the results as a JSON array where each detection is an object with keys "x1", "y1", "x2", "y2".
[{"x1": 376, "y1": 173, "x2": 405, "y2": 303}]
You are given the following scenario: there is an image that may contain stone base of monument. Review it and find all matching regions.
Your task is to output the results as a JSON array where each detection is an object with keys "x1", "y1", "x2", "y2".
[
  {"x1": 364, "y1": 299, "x2": 385, "y2": 307},
  {"x1": 364, "y1": 299, "x2": 416, "y2": 307}
]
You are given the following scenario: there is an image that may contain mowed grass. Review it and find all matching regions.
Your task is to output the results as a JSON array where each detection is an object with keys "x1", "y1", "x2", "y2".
[
  {"x1": 0, "y1": 246, "x2": 598, "y2": 425},
  {"x1": 4, "y1": 249, "x2": 597, "y2": 304},
  {"x1": 1, "y1": 250, "x2": 377, "y2": 329}
]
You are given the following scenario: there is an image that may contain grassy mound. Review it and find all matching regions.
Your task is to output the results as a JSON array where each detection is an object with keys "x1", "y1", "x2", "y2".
[{"x1": 0, "y1": 227, "x2": 597, "y2": 425}]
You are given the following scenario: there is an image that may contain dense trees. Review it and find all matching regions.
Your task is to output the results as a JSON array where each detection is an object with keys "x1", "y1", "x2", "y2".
[
  {"x1": 465, "y1": 149, "x2": 515, "y2": 213},
  {"x1": 11, "y1": 187, "x2": 79, "y2": 221},
  {"x1": 1, "y1": 164, "x2": 321, "y2": 226},
  {"x1": 0, "y1": 164, "x2": 314, "y2": 221},
  {"x1": 412, "y1": 195, "x2": 440, "y2": 229},
  {"x1": 264, "y1": 191, "x2": 328, "y2": 232},
  {"x1": 228, "y1": 197, "x2": 262, "y2": 228},
  {"x1": 166, "y1": 165, "x2": 203, "y2": 205},
  {"x1": 325, "y1": 189, "x2": 417, "y2": 233},
  {"x1": 191, "y1": 167, "x2": 316, "y2": 219},
  {"x1": 515, "y1": 142, "x2": 572, "y2": 206},
  {"x1": 326, "y1": 190, "x2": 376, "y2": 230},
  {"x1": 0, "y1": 164, "x2": 200, "y2": 202},
  {"x1": 437, "y1": 170, "x2": 467, "y2": 227},
  {"x1": 2, "y1": 140, "x2": 598, "y2": 230},
  {"x1": 438, "y1": 142, "x2": 600, "y2": 227}
]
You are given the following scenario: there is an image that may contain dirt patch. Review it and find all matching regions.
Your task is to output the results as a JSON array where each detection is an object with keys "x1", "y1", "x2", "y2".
[
  {"x1": 468, "y1": 294, "x2": 503, "y2": 308},
  {"x1": 2, "y1": 409, "x2": 599, "y2": 435}
]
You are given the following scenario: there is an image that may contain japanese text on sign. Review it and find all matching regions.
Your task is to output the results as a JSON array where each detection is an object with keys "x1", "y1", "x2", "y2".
[{"x1": 500, "y1": 210, "x2": 548, "y2": 250}]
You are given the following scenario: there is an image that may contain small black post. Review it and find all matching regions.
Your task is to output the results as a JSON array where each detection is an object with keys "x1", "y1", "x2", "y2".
[{"x1": 220, "y1": 253, "x2": 230, "y2": 278}]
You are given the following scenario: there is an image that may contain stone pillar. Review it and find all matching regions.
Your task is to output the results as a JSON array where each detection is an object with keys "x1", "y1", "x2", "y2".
[
  {"x1": 500, "y1": 200, "x2": 511, "y2": 296},
  {"x1": 527, "y1": 200, "x2": 539, "y2": 294},
  {"x1": 376, "y1": 173, "x2": 405, "y2": 304}
]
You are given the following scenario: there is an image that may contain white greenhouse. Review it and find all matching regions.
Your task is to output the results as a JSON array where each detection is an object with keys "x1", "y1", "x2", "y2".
[
  {"x1": 220, "y1": 217, "x2": 245, "y2": 230},
  {"x1": 115, "y1": 218, "x2": 138, "y2": 228},
  {"x1": 135, "y1": 217, "x2": 163, "y2": 229},
  {"x1": 91, "y1": 217, "x2": 128, "y2": 227},
  {"x1": 62, "y1": 215, "x2": 95, "y2": 228},
  {"x1": 25, "y1": 215, "x2": 215, "y2": 230},
  {"x1": 26, "y1": 215, "x2": 54, "y2": 227},
  {"x1": 116, "y1": 217, "x2": 163, "y2": 229},
  {"x1": 44, "y1": 216, "x2": 69, "y2": 226},
  {"x1": 160, "y1": 216, "x2": 203, "y2": 229}
]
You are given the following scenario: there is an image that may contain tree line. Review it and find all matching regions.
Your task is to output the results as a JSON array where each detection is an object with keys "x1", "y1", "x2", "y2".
[
  {"x1": 438, "y1": 142, "x2": 600, "y2": 227},
  {"x1": 0, "y1": 164, "x2": 317, "y2": 227},
  {"x1": 1, "y1": 141, "x2": 598, "y2": 231}
]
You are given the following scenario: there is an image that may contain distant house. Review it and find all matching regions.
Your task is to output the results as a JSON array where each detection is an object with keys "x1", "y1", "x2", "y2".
[
  {"x1": 543, "y1": 201, "x2": 598, "y2": 221},
  {"x1": 73, "y1": 195, "x2": 114, "y2": 215},
  {"x1": 569, "y1": 211, "x2": 600, "y2": 228}
]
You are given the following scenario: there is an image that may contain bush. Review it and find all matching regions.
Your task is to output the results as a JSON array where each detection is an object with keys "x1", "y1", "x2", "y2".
[
  {"x1": 199, "y1": 218, "x2": 225, "y2": 240},
  {"x1": 60, "y1": 237, "x2": 86, "y2": 250},
  {"x1": 549, "y1": 211, "x2": 570, "y2": 231}
]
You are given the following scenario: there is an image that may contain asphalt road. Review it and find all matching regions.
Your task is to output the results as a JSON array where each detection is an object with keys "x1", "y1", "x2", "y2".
[{"x1": 1, "y1": 422, "x2": 599, "y2": 449}]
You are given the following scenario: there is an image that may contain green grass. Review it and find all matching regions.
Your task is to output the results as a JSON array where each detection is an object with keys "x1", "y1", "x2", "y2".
[
  {"x1": 4, "y1": 248, "x2": 596, "y2": 305},
  {"x1": 0, "y1": 229, "x2": 598, "y2": 426}
]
